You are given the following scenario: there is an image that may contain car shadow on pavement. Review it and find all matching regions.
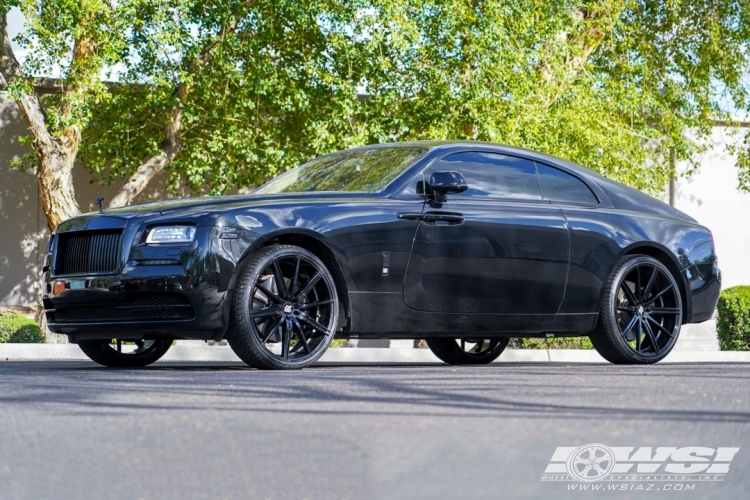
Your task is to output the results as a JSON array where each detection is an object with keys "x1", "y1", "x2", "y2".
[{"x1": 1, "y1": 361, "x2": 749, "y2": 425}]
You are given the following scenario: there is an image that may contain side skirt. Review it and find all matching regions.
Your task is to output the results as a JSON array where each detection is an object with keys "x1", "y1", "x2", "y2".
[{"x1": 347, "y1": 292, "x2": 598, "y2": 338}]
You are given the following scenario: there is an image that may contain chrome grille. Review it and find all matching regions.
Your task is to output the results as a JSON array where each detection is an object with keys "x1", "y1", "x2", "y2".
[{"x1": 56, "y1": 230, "x2": 122, "y2": 275}]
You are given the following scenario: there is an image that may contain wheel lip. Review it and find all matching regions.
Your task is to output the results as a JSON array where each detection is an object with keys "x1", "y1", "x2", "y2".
[
  {"x1": 240, "y1": 248, "x2": 339, "y2": 367},
  {"x1": 455, "y1": 338, "x2": 507, "y2": 357},
  {"x1": 101, "y1": 339, "x2": 170, "y2": 359},
  {"x1": 427, "y1": 337, "x2": 510, "y2": 364},
  {"x1": 610, "y1": 257, "x2": 682, "y2": 360},
  {"x1": 78, "y1": 338, "x2": 173, "y2": 367}
]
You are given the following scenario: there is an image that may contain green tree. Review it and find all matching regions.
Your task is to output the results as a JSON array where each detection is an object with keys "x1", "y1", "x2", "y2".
[
  {"x1": 350, "y1": 0, "x2": 750, "y2": 193},
  {"x1": 2, "y1": 0, "x2": 750, "y2": 232},
  {"x1": 82, "y1": 0, "x2": 369, "y2": 203}
]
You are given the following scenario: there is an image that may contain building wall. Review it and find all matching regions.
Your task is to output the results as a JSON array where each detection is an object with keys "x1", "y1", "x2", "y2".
[{"x1": 673, "y1": 127, "x2": 750, "y2": 289}]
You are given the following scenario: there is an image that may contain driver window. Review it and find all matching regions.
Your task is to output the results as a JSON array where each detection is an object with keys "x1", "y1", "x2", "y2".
[{"x1": 403, "y1": 152, "x2": 542, "y2": 200}]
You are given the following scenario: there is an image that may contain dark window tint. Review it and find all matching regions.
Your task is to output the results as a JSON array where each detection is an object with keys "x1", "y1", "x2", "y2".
[
  {"x1": 536, "y1": 163, "x2": 597, "y2": 205},
  {"x1": 421, "y1": 152, "x2": 541, "y2": 200}
]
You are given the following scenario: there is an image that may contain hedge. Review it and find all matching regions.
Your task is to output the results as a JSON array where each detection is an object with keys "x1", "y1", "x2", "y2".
[
  {"x1": 0, "y1": 314, "x2": 45, "y2": 343},
  {"x1": 717, "y1": 286, "x2": 750, "y2": 351},
  {"x1": 509, "y1": 337, "x2": 594, "y2": 349}
]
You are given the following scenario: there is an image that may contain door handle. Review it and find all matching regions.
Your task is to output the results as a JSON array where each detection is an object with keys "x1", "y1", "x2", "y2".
[
  {"x1": 398, "y1": 212, "x2": 465, "y2": 224},
  {"x1": 397, "y1": 212, "x2": 425, "y2": 220},
  {"x1": 422, "y1": 212, "x2": 464, "y2": 224}
]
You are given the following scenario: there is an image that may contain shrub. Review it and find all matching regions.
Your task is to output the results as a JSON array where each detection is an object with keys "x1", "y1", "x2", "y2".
[
  {"x1": 509, "y1": 337, "x2": 594, "y2": 349},
  {"x1": 716, "y1": 286, "x2": 750, "y2": 351},
  {"x1": 0, "y1": 314, "x2": 45, "y2": 343}
]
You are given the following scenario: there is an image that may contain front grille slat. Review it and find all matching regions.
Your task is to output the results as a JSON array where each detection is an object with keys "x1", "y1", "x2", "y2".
[
  {"x1": 101, "y1": 233, "x2": 108, "y2": 271},
  {"x1": 109, "y1": 233, "x2": 119, "y2": 270},
  {"x1": 56, "y1": 230, "x2": 122, "y2": 275},
  {"x1": 90, "y1": 234, "x2": 98, "y2": 272},
  {"x1": 93, "y1": 234, "x2": 101, "y2": 272}
]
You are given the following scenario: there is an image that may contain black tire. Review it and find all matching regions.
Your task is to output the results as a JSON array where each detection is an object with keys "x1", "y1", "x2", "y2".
[
  {"x1": 590, "y1": 254, "x2": 682, "y2": 364},
  {"x1": 78, "y1": 339, "x2": 172, "y2": 367},
  {"x1": 426, "y1": 338, "x2": 509, "y2": 365},
  {"x1": 227, "y1": 245, "x2": 339, "y2": 370}
]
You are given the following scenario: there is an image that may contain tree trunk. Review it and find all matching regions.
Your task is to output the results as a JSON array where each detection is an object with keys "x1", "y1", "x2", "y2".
[
  {"x1": 36, "y1": 145, "x2": 81, "y2": 230},
  {"x1": 1, "y1": 12, "x2": 82, "y2": 230}
]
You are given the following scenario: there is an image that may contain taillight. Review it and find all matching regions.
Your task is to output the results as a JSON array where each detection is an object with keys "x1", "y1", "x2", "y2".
[{"x1": 708, "y1": 229, "x2": 716, "y2": 255}]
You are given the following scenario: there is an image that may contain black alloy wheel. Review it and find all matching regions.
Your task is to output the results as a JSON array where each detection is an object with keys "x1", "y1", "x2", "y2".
[
  {"x1": 78, "y1": 339, "x2": 173, "y2": 367},
  {"x1": 426, "y1": 337, "x2": 510, "y2": 365},
  {"x1": 590, "y1": 255, "x2": 682, "y2": 364},
  {"x1": 227, "y1": 245, "x2": 339, "y2": 370}
]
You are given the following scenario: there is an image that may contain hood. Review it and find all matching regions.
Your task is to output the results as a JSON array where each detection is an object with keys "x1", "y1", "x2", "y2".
[{"x1": 57, "y1": 192, "x2": 371, "y2": 231}]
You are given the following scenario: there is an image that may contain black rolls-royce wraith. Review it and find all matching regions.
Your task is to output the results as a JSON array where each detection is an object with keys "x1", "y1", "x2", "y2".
[{"x1": 43, "y1": 141, "x2": 721, "y2": 369}]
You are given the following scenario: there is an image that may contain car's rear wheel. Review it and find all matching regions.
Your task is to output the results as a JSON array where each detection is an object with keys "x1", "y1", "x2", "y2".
[
  {"x1": 78, "y1": 339, "x2": 173, "y2": 367},
  {"x1": 227, "y1": 245, "x2": 339, "y2": 370},
  {"x1": 426, "y1": 338, "x2": 509, "y2": 365},
  {"x1": 590, "y1": 255, "x2": 682, "y2": 364}
]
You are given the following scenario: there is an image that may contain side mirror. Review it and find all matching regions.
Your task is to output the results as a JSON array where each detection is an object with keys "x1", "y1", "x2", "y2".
[{"x1": 429, "y1": 171, "x2": 468, "y2": 202}]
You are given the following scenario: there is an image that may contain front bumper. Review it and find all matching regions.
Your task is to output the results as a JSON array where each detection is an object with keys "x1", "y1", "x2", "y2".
[{"x1": 44, "y1": 263, "x2": 228, "y2": 341}]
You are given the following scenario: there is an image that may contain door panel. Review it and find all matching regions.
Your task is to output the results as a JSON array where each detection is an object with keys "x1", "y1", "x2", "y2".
[
  {"x1": 322, "y1": 200, "x2": 425, "y2": 293},
  {"x1": 403, "y1": 200, "x2": 569, "y2": 314}
]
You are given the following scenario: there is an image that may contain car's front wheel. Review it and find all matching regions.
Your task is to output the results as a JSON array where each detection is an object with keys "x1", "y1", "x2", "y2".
[
  {"x1": 227, "y1": 245, "x2": 339, "y2": 370},
  {"x1": 426, "y1": 338, "x2": 509, "y2": 365},
  {"x1": 78, "y1": 339, "x2": 173, "y2": 367},
  {"x1": 590, "y1": 255, "x2": 682, "y2": 364}
]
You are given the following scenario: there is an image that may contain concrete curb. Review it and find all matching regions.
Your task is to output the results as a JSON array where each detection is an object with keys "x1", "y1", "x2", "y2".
[{"x1": 1, "y1": 344, "x2": 750, "y2": 363}]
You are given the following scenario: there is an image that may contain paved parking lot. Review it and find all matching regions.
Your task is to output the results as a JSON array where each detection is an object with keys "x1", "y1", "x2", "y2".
[{"x1": 1, "y1": 361, "x2": 748, "y2": 499}]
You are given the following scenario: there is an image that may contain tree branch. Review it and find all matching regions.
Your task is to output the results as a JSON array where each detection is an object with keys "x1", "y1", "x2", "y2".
[
  {"x1": 58, "y1": 25, "x2": 98, "y2": 154},
  {"x1": 107, "y1": 107, "x2": 183, "y2": 207},
  {"x1": 0, "y1": 12, "x2": 54, "y2": 150},
  {"x1": 109, "y1": 8, "x2": 249, "y2": 208}
]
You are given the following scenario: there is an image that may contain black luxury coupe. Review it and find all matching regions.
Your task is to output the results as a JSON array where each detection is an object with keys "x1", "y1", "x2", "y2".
[{"x1": 43, "y1": 141, "x2": 720, "y2": 369}]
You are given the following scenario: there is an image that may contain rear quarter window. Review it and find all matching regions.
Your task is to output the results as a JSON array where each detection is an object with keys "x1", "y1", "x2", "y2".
[{"x1": 536, "y1": 163, "x2": 597, "y2": 205}]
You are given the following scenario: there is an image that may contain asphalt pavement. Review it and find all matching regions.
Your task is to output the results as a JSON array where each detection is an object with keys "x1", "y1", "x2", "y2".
[{"x1": 1, "y1": 361, "x2": 749, "y2": 500}]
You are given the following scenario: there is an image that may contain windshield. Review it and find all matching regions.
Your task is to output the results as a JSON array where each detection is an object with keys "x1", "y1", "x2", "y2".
[{"x1": 254, "y1": 147, "x2": 427, "y2": 194}]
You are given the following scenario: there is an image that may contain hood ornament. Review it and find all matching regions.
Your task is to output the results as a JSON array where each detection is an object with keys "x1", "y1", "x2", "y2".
[{"x1": 95, "y1": 196, "x2": 104, "y2": 213}]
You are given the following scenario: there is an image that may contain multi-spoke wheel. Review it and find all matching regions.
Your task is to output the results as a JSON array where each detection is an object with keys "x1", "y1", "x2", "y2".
[
  {"x1": 426, "y1": 337, "x2": 509, "y2": 365},
  {"x1": 590, "y1": 255, "x2": 682, "y2": 364},
  {"x1": 78, "y1": 339, "x2": 173, "y2": 367},
  {"x1": 227, "y1": 245, "x2": 339, "y2": 370}
]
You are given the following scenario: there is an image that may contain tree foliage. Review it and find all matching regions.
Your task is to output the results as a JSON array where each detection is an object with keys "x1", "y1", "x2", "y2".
[
  {"x1": 4, "y1": 0, "x2": 750, "y2": 215},
  {"x1": 348, "y1": 0, "x2": 750, "y2": 193}
]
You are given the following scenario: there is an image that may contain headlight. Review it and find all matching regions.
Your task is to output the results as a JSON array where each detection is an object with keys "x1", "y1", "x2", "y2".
[{"x1": 145, "y1": 226, "x2": 196, "y2": 244}]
